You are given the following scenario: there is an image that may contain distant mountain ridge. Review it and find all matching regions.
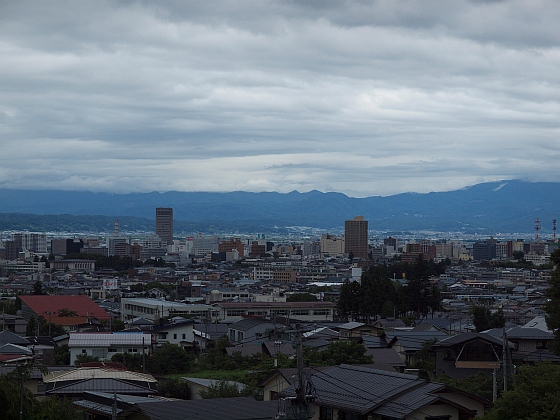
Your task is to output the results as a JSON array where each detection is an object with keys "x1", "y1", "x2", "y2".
[{"x1": 0, "y1": 180, "x2": 559, "y2": 235}]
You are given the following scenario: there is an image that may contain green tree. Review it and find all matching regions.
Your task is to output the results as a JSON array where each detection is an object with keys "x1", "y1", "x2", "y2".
[
  {"x1": 26, "y1": 316, "x2": 38, "y2": 336},
  {"x1": 57, "y1": 308, "x2": 78, "y2": 317},
  {"x1": 546, "y1": 249, "x2": 560, "y2": 354},
  {"x1": 158, "y1": 378, "x2": 191, "y2": 400},
  {"x1": 359, "y1": 265, "x2": 397, "y2": 320},
  {"x1": 471, "y1": 306, "x2": 505, "y2": 332},
  {"x1": 337, "y1": 279, "x2": 361, "y2": 320},
  {"x1": 438, "y1": 371, "x2": 494, "y2": 402},
  {"x1": 74, "y1": 354, "x2": 100, "y2": 366},
  {"x1": 54, "y1": 344, "x2": 70, "y2": 365},
  {"x1": 0, "y1": 362, "x2": 79, "y2": 420},
  {"x1": 286, "y1": 293, "x2": 318, "y2": 302},
  {"x1": 111, "y1": 352, "x2": 144, "y2": 372},
  {"x1": 198, "y1": 379, "x2": 251, "y2": 399},
  {"x1": 32, "y1": 280, "x2": 44, "y2": 295},
  {"x1": 402, "y1": 254, "x2": 440, "y2": 317},
  {"x1": 482, "y1": 364, "x2": 560, "y2": 420},
  {"x1": 147, "y1": 343, "x2": 194, "y2": 375},
  {"x1": 303, "y1": 340, "x2": 372, "y2": 366}
]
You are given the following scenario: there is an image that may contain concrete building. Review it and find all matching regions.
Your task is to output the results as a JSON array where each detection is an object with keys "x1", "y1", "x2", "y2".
[
  {"x1": 12, "y1": 232, "x2": 47, "y2": 254},
  {"x1": 155, "y1": 207, "x2": 173, "y2": 245},
  {"x1": 212, "y1": 301, "x2": 336, "y2": 323},
  {"x1": 320, "y1": 234, "x2": 345, "y2": 256},
  {"x1": 344, "y1": 216, "x2": 368, "y2": 259},
  {"x1": 120, "y1": 298, "x2": 219, "y2": 322}
]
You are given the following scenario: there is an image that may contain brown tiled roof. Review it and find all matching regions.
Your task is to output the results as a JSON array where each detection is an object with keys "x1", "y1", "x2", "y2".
[{"x1": 19, "y1": 295, "x2": 110, "y2": 323}]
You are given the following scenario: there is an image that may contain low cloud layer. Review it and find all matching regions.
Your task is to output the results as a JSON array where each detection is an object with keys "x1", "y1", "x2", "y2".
[{"x1": 1, "y1": 0, "x2": 559, "y2": 197}]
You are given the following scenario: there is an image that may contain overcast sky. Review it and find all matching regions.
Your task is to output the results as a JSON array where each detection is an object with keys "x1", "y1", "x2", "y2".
[{"x1": 1, "y1": 1, "x2": 559, "y2": 197}]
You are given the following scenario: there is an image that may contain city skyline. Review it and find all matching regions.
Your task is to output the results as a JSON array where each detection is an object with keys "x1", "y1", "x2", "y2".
[{"x1": 1, "y1": 1, "x2": 558, "y2": 198}]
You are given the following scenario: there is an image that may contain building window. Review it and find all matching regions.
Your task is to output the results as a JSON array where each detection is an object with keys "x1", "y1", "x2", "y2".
[
  {"x1": 108, "y1": 348, "x2": 117, "y2": 353},
  {"x1": 182, "y1": 334, "x2": 186, "y2": 339},
  {"x1": 173, "y1": 334, "x2": 177, "y2": 339},
  {"x1": 319, "y1": 406, "x2": 333, "y2": 420}
]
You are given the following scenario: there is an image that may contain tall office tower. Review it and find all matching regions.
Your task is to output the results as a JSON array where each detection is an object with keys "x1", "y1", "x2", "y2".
[
  {"x1": 344, "y1": 216, "x2": 369, "y2": 259},
  {"x1": 155, "y1": 207, "x2": 173, "y2": 245}
]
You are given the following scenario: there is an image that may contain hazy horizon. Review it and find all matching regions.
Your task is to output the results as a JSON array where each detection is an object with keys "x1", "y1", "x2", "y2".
[{"x1": 2, "y1": 1, "x2": 559, "y2": 197}]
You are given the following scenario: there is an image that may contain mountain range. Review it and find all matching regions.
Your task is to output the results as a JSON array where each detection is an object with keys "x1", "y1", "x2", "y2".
[{"x1": 0, "y1": 180, "x2": 558, "y2": 236}]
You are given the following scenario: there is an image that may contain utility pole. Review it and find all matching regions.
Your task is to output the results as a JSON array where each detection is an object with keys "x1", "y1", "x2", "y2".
[
  {"x1": 112, "y1": 392, "x2": 117, "y2": 420},
  {"x1": 502, "y1": 326, "x2": 508, "y2": 392}
]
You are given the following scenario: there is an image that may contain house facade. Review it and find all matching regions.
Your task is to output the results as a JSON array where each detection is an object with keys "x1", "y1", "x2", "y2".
[{"x1": 68, "y1": 332, "x2": 151, "y2": 364}]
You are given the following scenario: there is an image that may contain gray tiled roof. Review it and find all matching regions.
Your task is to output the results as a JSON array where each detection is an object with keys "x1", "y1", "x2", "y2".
[
  {"x1": 68, "y1": 332, "x2": 151, "y2": 347},
  {"x1": 385, "y1": 331, "x2": 449, "y2": 352},
  {"x1": 0, "y1": 330, "x2": 30, "y2": 346},
  {"x1": 46, "y1": 378, "x2": 158, "y2": 396},
  {"x1": 136, "y1": 397, "x2": 279, "y2": 420},
  {"x1": 283, "y1": 364, "x2": 430, "y2": 415},
  {"x1": 373, "y1": 381, "x2": 443, "y2": 418}
]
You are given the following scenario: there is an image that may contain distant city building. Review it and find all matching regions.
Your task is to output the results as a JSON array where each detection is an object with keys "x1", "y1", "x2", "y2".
[
  {"x1": 218, "y1": 238, "x2": 245, "y2": 256},
  {"x1": 320, "y1": 233, "x2": 345, "y2": 256},
  {"x1": 384, "y1": 237, "x2": 398, "y2": 249},
  {"x1": 12, "y1": 232, "x2": 47, "y2": 253},
  {"x1": 51, "y1": 238, "x2": 83, "y2": 256},
  {"x1": 106, "y1": 236, "x2": 129, "y2": 256},
  {"x1": 473, "y1": 239, "x2": 497, "y2": 261},
  {"x1": 192, "y1": 235, "x2": 219, "y2": 257},
  {"x1": 155, "y1": 207, "x2": 173, "y2": 245},
  {"x1": 344, "y1": 216, "x2": 368, "y2": 259}
]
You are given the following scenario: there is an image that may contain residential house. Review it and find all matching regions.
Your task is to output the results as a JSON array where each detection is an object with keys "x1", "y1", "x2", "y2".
[
  {"x1": 371, "y1": 317, "x2": 407, "y2": 331},
  {"x1": 484, "y1": 326, "x2": 559, "y2": 363},
  {"x1": 365, "y1": 348, "x2": 407, "y2": 372},
  {"x1": 43, "y1": 367, "x2": 158, "y2": 400},
  {"x1": 385, "y1": 330, "x2": 449, "y2": 363},
  {"x1": 152, "y1": 317, "x2": 195, "y2": 350},
  {"x1": 279, "y1": 364, "x2": 491, "y2": 419},
  {"x1": 68, "y1": 332, "x2": 151, "y2": 364},
  {"x1": 432, "y1": 332, "x2": 512, "y2": 380},
  {"x1": 0, "y1": 313, "x2": 27, "y2": 334},
  {"x1": 337, "y1": 321, "x2": 381, "y2": 339},
  {"x1": 73, "y1": 393, "x2": 279, "y2": 420},
  {"x1": 228, "y1": 318, "x2": 278, "y2": 344},
  {"x1": 260, "y1": 367, "x2": 330, "y2": 401},
  {"x1": 193, "y1": 323, "x2": 228, "y2": 352}
]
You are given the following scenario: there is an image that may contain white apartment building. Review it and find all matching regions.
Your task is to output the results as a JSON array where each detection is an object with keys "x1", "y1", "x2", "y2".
[
  {"x1": 320, "y1": 234, "x2": 345, "y2": 256},
  {"x1": 120, "y1": 298, "x2": 219, "y2": 322},
  {"x1": 192, "y1": 236, "x2": 219, "y2": 257}
]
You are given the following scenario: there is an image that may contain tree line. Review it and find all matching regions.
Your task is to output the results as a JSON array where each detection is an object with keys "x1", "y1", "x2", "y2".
[{"x1": 338, "y1": 255, "x2": 446, "y2": 321}]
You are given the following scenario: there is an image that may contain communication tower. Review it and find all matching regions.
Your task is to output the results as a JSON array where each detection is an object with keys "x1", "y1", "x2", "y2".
[
  {"x1": 534, "y1": 218, "x2": 541, "y2": 242},
  {"x1": 554, "y1": 219, "x2": 557, "y2": 243}
]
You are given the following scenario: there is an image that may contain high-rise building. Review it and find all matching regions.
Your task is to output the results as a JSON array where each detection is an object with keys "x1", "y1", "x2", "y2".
[
  {"x1": 344, "y1": 216, "x2": 368, "y2": 259},
  {"x1": 155, "y1": 207, "x2": 173, "y2": 245}
]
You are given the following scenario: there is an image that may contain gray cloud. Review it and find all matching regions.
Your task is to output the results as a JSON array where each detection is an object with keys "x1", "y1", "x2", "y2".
[{"x1": 0, "y1": 0, "x2": 558, "y2": 197}]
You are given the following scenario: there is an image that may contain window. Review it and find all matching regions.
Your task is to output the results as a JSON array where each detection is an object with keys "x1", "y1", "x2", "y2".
[
  {"x1": 173, "y1": 334, "x2": 177, "y2": 339},
  {"x1": 108, "y1": 348, "x2": 117, "y2": 353},
  {"x1": 313, "y1": 309, "x2": 330, "y2": 316},
  {"x1": 182, "y1": 334, "x2": 186, "y2": 339},
  {"x1": 291, "y1": 309, "x2": 309, "y2": 316},
  {"x1": 81, "y1": 349, "x2": 87, "y2": 354},
  {"x1": 319, "y1": 406, "x2": 333, "y2": 420}
]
